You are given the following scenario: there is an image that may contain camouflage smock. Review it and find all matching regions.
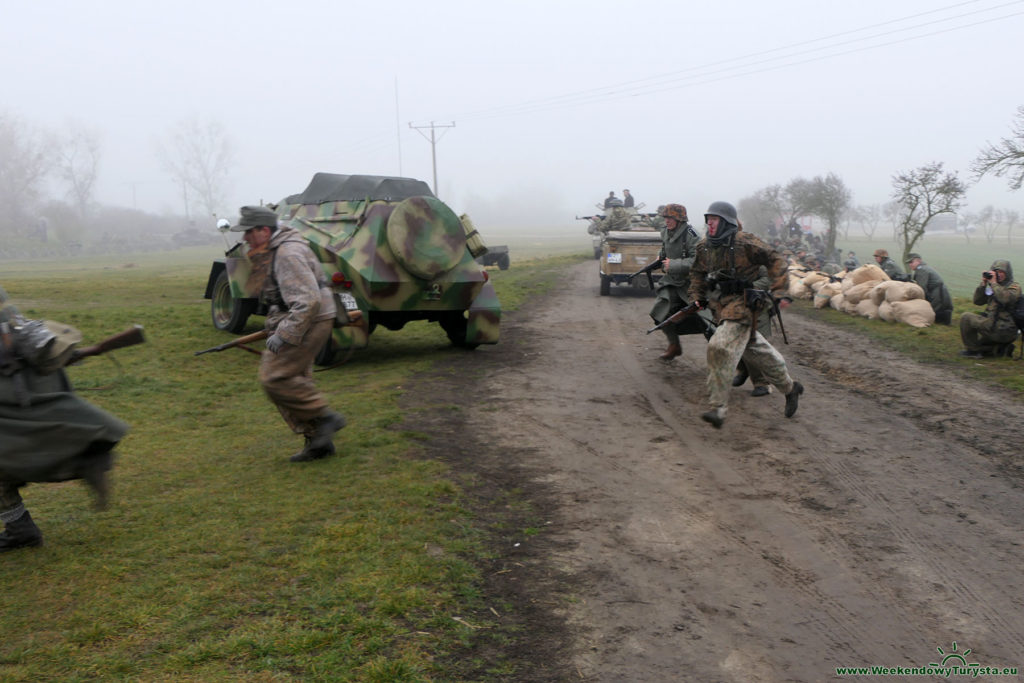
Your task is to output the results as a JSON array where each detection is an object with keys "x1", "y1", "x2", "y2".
[
  {"x1": 262, "y1": 226, "x2": 336, "y2": 345},
  {"x1": 971, "y1": 259, "x2": 1021, "y2": 336},
  {"x1": 598, "y1": 207, "x2": 631, "y2": 233},
  {"x1": 688, "y1": 231, "x2": 788, "y2": 325}
]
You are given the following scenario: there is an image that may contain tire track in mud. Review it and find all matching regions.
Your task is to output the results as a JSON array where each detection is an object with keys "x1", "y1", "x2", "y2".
[{"x1": 442, "y1": 261, "x2": 1024, "y2": 681}]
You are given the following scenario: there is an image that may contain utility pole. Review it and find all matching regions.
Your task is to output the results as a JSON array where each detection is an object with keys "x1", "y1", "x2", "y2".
[{"x1": 409, "y1": 121, "x2": 455, "y2": 195}]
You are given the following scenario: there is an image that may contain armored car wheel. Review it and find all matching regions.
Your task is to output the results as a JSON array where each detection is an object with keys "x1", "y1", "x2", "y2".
[
  {"x1": 211, "y1": 270, "x2": 256, "y2": 333},
  {"x1": 440, "y1": 312, "x2": 480, "y2": 350},
  {"x1": 599, "y1": 275, "x2": 611, "y2": 296}
]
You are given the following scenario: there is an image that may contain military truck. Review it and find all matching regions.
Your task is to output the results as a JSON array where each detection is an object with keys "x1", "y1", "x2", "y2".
[
  {"x1": 598, "y1": 227, "x2": 663, "y2": 296},
  {"x1": 203, "y1": 173, "x2": 501, "y2": 364}
]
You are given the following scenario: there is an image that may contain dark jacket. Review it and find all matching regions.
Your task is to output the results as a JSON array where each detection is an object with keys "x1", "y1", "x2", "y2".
[
  {"x1": 972, "y1": 259, "x2": 1021, "y2": 336},
  {"x1": 911, "y1": 262, "x2": 953, "y2": 315}
]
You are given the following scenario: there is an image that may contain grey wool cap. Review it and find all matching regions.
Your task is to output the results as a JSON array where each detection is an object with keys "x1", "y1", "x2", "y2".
[{"x1": 229, "y1": 205, "x2": 278, "y2": 231}]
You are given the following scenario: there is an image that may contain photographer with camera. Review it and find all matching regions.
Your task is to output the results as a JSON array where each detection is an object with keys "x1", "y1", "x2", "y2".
[{"x1": 959, "y1": 260, "x2": 1021, "y2": 358}]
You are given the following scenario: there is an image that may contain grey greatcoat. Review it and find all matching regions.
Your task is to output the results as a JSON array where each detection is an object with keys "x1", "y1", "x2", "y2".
[{"x1": 649, "y1": 221, "x2": 702, "y2": 342}]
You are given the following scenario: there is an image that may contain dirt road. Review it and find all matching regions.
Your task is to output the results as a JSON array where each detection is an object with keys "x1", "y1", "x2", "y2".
[{"x1": 409, "y1": 261, "x2": 1024, "y2": 682}]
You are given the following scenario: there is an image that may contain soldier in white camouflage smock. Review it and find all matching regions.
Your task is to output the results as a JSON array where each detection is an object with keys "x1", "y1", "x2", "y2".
[
  {"x1": 230, "y1": 206, "x2": 346, "y2": 462},
  {"x1": 688, "y1": 201, "x2": 804, "y2": 429}
]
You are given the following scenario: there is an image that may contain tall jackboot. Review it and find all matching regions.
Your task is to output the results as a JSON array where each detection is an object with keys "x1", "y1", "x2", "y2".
[
  {"x1": 308, "y1": 411, "x2": 346, "y2": 452},
  {"x1": 0, "y1": 510, "x2": 43, "y2": 552}
]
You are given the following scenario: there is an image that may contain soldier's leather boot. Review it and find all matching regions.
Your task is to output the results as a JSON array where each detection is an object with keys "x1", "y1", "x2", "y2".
[
  {"x1": 659, "y1": 344, "x2": 682, "y2": 361},
  {"x1": 731, "y1": 362, "x2": 749, "y2": 387},
  {"x1": 751, "y1": 385, "x2": 770, "y2": 397},
  {"x1": 308, "y1": 411, "x2": 346, "y2": 452},
  {"x1": 784, "y1": 381, "x2": 804, "y2": 418},
  {"x1": 701, "y1": 408, "x2": 725, "y2": 429},
  {"x1": 79, "y1": 453, "x2": 112, "y2": 511},
  {"x1": 290, "y1": 438, "x2": 336, "y2": 463},
  {"x1": 0, "y1": 511, "x2": 43, "y2": 552}
]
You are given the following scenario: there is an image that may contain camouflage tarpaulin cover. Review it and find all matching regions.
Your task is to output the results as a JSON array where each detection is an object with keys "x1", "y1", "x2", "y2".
[{"x1": 284, "y1": 173, "x2": 435, "y2": 205}]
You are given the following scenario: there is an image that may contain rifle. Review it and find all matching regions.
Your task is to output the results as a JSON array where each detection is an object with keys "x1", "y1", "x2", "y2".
[
  {"x1": 628, "y1": 258, "x2": 664, "y2": 289},
  {"x1": 69, "y1": 325, "x2": 146, "y2": 364},
  {"x1": 576, "y1": 215, "x2": 604, "y2": 221},
  {"x1": 646, "y1": 301, "x2": 701, "y2": 334},
  {"x1": 194, "y1": 329, "x2": 269, "y2": 356}
]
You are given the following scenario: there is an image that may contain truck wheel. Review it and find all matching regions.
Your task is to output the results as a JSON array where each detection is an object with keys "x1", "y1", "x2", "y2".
[
  {"x1": 440, "y1": 312, "x2": 479, "y2": 349},
  {"x1": 497, "y1": 253, "x2": 510, "y2": 271},
  {"x1": 211, "y1": 270, "x2": 256, "y2": 333},
  {"x1": 599, "y1": 275, "x2": 611, "y2": 296}
]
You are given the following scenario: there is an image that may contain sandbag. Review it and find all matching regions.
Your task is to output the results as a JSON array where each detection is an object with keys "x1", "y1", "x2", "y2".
[
  {"x1": 877, "y1": 300, "x2": 895, "y2": 322},
  {"x1": 814, "y1": 282, "x2": 842, "y2": 309},
  {"x1": 830, "y1": 292, "x2": 845, "y2": 311},
  {"x1": 848, "y1": 264, "x2": 890, "y2": 285},
  {"x1": 803, "y1": 272, "x2": 827, "y2": 289},
  {"x1": 891, "y1": 299, "x2": 935, "y2": 327},
  {"x1": 870, "y1": 280, "x2": 897, "y2": 306},
  {"x1": 844, "y1": 281, "x2": 881, "y2": 305},
  {"x1": 855, "y1": 298, "x2": 880, "y2": 319},
  {"x1": 788, "y1": 278, "x2": 811, "y2": 300},
  {"x1": 884, "y1": 281, "x2": 925, "y2": 303}
]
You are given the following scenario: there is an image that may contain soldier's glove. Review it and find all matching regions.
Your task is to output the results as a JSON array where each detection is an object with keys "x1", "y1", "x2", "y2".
[{"x1": 266, "y1": 333, "x2": 288, "y2": 354}]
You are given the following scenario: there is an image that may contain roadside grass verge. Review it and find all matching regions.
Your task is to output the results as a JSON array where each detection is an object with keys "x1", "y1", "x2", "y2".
[
  {"x1": 0, "y1": 252, "x2": 585, "y2": 682},
  {"x1": 793, "y1": 297, "x2": 1024, "y2": 394}
]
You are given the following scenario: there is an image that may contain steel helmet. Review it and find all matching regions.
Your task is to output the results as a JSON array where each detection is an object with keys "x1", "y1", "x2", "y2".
[
  {"x1": 658, "y1": 204, "x2": 688, "y2": 222},
  {"x1": 704, "y1": 201, "x2": 738, "y2": 227},
  {"x1": 608, "y1": 198, "x2": 624, "y2": 208}
]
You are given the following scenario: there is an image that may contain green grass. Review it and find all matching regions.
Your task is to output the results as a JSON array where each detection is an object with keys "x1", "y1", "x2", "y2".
[
  {"x1": 794, "y1": 296, "x2": 1024, "y2": 394},
  {"x1": 0, "y1": 250, "x2": 583, "y2": 682}
]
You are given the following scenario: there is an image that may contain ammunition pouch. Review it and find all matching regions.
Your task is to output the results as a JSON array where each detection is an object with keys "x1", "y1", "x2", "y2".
[{"x1": 709, "y1": 275, "x2": 750, "y2": 296}]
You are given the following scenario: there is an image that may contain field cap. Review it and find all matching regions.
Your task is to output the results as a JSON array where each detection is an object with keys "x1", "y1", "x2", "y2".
[{"x1": 230, "y1": 205, "x2": 278, "y2": 231}]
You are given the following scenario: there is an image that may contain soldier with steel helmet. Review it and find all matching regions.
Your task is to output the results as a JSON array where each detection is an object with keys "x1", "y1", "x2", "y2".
[
  {"x1": 688, "y1": 201, "x2": 804, "y2": 428},
  {"x1": 597, "y1": 198, "x2": 631, "y2": 234},
  {"x1": 648, "y1": 203, "x2": 701, "y2": 361}
]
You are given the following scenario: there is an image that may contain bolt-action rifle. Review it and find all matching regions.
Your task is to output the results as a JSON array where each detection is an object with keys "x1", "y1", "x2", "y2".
[
  {"x1": 69, "y1": 325, "x2": 146, "y2": 364},
  {"x1": 193, "y1": 329, "x2": 269, "y2": 356},
  {"x1": 646, "y1": 301, "x2": 701, "y2": 334}
]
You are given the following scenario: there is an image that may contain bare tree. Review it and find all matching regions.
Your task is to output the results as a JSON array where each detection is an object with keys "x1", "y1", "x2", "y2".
[
  {"x1": 0, "y1": 112, "x2": 55, "y2": 236},
  {"x1": 890, "y1": 162, "x2": 967, "y2": 263},
  {"x1": 805, "y1": 172, "x2": 851, "y2": 260},
  {"x1": 737, "y1": 193, "x2": 778, "y2": 236},
  {"x1": 157, "y1": 117, "x2": 234, "y2": 220},
  {"x1": 858, "y1": 204, "x2": 884, "y2": 240},
  {"x1": 977, "y1": 205, "x2": 998, "y2": 244},
  {"x1": 972, "y1": 105, "x2": 1024, "y2": 190},
  {"x1": 57, "y1": 120, "x2": 102, "y2": 222},
  {"x1": 1005, "y1": 209, "x2": 1020, "y2": 245}
]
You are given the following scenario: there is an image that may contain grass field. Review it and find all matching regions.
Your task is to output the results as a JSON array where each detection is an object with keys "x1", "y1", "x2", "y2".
[
  {"x1": 0, "y1": 249, "x2": 576, "y2": 682},
  {"x1": 2, "y1": 240, "x2": 1022, "y2": 680}
]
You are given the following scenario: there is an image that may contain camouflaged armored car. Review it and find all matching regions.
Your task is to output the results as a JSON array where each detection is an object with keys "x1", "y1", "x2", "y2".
[{"x1": 203, "y1": 173, "x2": 501, "y2": 364}]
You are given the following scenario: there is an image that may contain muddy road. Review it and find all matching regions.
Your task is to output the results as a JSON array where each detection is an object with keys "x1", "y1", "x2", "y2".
[{"x1": 408, "y1": 261, "x2": 1024, "y2": 682}]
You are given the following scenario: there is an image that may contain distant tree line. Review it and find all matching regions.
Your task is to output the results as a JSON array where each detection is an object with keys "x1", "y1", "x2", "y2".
[
  {"x1": 0, "y1": 111, "x2": 234, "y2": 258},
  {"x1": 737, "y1": 105, "x2": 1024, "y2": 265}
]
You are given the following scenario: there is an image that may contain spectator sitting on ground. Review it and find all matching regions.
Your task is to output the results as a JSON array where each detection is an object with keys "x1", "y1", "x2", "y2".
[{"x1": 959, "y1": 259, "x2": 1021, "y2": 358}]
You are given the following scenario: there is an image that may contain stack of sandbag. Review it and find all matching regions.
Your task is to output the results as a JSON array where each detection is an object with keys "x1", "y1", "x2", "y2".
[
  {"x1": 870, "y1": 280, "x2": 930, "y2": 326},
  {"x1": 815, "y1": 281, "x2": 843, "y2": 309},
  {"x1": 787, "y1": 268, "x2": 813, "y2": 300},
  {"x1": 838, "y1": 264, "x2": 888, "y2": 317}
]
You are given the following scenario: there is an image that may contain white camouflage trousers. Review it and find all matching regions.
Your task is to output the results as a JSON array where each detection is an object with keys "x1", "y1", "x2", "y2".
[{"x1": 706, "y1": 320, "x2": 795, "y2": 415}]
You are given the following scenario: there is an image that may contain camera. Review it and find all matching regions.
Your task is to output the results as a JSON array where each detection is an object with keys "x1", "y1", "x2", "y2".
[{"x1": 983, "y1": 271, "x2": 994, "y2": 279}]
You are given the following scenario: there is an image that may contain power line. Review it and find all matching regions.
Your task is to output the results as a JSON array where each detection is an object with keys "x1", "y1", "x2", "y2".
[{"x1": 445, "y1": 0, "x2": 1024, "y2": 122}]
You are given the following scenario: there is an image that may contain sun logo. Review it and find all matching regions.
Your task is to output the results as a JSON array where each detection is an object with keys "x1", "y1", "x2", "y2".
[{"x1": 929, "y1": 641, "x2": 979, "y2": 668}]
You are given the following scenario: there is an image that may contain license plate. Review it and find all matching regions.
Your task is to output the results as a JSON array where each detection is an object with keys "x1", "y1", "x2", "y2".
[
  {"x1": 339, "y1": 292, "x2": 358, "y2": 310},
  {"x1": 606, "y1": 253, "x2": 622, "y2": 264}
]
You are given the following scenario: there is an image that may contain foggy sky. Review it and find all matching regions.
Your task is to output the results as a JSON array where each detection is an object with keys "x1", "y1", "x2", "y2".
[{"x1": 3, "y1": 0, "x2": 1023, "y2": 230}]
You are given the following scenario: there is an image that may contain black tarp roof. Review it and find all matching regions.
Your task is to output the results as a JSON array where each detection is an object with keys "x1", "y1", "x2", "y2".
[{"x1": 283, "y1": 173, "x2": 435, "y2": 205}]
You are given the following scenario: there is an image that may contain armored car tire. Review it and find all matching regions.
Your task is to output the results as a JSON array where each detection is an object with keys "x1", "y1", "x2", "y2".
[
  {"x1": 210, "y1": 270, "x2": 256, "y2": 333},
  {"x1": 600, "y1": 275, "x2": 611, "y2": 296},
  {"x1": 439, "y1": 312, "x2": 480, "y2": 350}
]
